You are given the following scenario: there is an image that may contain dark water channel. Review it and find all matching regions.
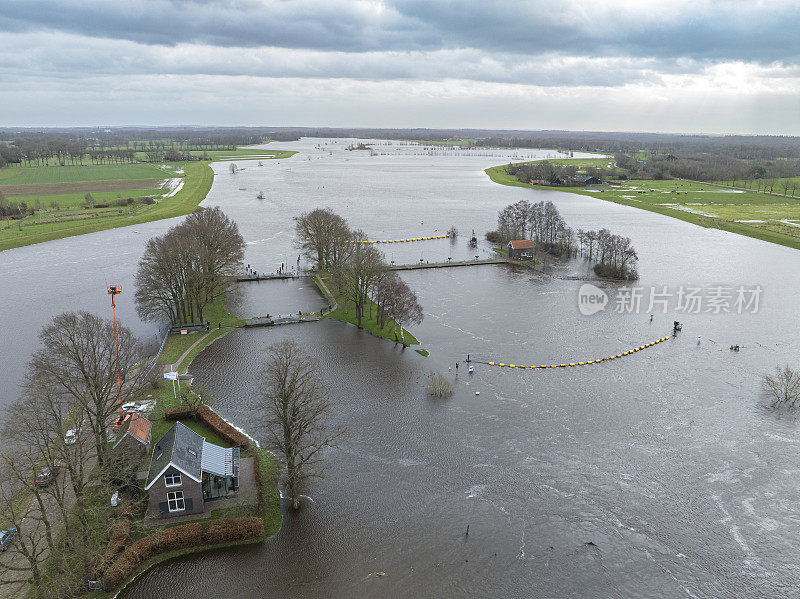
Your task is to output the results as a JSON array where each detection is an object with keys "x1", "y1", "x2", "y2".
[{"x1": 2, "y1": 140, "x2": 800, "y2": 597}]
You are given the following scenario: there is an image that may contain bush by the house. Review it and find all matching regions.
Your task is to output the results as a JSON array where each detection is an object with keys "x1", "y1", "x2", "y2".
[
  {"x1": 102, "y1": 517, "x2": 263, "y2": 590},
  {"x1": 164, "y1": 405, "x2": 251, "y2": 449}
]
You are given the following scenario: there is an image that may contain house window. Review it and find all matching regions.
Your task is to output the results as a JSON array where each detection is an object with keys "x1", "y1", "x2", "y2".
[
  {"x1": 167, "y1": 491, "x2": 185, "y2": 512},
  {"x1": 164, "y1": 472, "x2": 182, "y2": 487}
]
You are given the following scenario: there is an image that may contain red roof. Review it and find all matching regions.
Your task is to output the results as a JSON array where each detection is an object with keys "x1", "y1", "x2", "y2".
[
  {"x1": 127, "y1": 415, "x2": 152, "y2": 445},
  {"x1": 509, "y1": 240, "x2": 534, "y2": 250}
]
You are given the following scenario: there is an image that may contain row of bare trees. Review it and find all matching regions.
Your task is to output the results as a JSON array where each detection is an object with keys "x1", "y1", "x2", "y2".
[
  {"x1": 294, "y1": 208, "x2": 423, "y2": 341},
  {"x1": 0, "y1": 313, "x2": 148, "y2": 596},
  {"x1": 135, "y1": 207, "x2": 245, "y2": 324},
  {"x1": 577, "y1": 228, "x2": 639, "y2": 280}
]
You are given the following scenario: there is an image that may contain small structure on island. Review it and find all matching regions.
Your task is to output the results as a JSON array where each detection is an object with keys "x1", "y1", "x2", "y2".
[
  {"x1": 584, "y1": 176, "x2": 602, "y2": 186},
  {"x1": 507, "y1": 239, "x2": 535, "y2": 260},
  {"x1": 113, "y1": 414, "x2": 152, "y2": 458},
  {"x1": 145, "y1": 421, "x2": 240, "y2": 518}
]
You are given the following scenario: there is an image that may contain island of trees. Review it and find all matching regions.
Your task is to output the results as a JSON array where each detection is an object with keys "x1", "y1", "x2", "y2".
[{"x1": 488, "y1": 199, "x2": 639, "y2": 280}]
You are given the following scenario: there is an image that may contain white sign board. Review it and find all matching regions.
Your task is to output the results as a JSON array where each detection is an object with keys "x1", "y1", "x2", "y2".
[{"x1": 163, "y1": 371, "x2": 178, "y2": 381}]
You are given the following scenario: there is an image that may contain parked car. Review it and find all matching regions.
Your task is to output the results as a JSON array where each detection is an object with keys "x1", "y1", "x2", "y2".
[
  {"x1": 0, "y1": 529, "x2": 17, "y2": 551},
  {"x1": 35, "y1": 466, "x2": 59, "y2": 488},
  {"x1": 64, "y1": 429, "x2": 78, "y2": 445}
]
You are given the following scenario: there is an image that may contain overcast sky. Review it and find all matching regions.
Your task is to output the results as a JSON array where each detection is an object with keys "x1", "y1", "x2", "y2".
[{"x1": 2, "y1": 0, "x2": 799, "y2": 133}]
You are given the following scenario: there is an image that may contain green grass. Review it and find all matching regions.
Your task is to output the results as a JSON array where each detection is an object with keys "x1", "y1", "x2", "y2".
[
  {"x1": 314, "y1": 275, "x2": 420, "y2": 346},
  {"x1": 157, "y1": 333, "x2": 206, "y2": 367},
  {"x1": 0, "y1": 163, "x2": 169, "y2": 185},
  {"x1": 13, "y1": 188, "x2": 167, "y2": 210},
  {"x1": 486, "y1": 162, "x2": 800, "y2": 251},
  {"x1": 189, "y1": 148, "x2": 297, "y2": 161},
  {"x1": 0, "y1": 161, "x2": 213, "y2": 252}
]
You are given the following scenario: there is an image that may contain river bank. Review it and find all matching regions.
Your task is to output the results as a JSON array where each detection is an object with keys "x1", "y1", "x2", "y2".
[
  {"x1": 0, "y1": 147, "x2": 298, "y2": 253},
  {"x1": 485, "y1": 162, "x2": 800, "y2": 251}
]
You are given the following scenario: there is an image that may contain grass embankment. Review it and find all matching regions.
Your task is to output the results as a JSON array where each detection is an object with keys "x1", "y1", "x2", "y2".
[
  {"x1": 313, "y1": 275, "x2": 421, "y2": 347},
  {"x1": 486, "y1": 162, "x2": 800, "y2": 251},
  {"x1": 0, "y1": 161, "x2": 213, "y2": 252},
  {"x1": 0, "y1": 146, "x2": 298, "y2": 253}
]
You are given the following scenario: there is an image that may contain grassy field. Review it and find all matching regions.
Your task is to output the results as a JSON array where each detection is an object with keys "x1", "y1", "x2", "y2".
[
  {"x1": 12, "y1": 188, "x2": 167, "y2": 210},
  {"x1": 0, "y1": 161, "x2": 213, "y2": 252},
  {"x1": 0, "y1": 163, "x2": 169, "y2": 185},
  {"x1": 486, "y1": 162, "x2": 800, "y2": 250},
  {"x1": 0, "y1": 145, "x2": 297, "y2": 252},
  {"x1": 188, "y1": 148, "x2": 296, "y2": 161}
]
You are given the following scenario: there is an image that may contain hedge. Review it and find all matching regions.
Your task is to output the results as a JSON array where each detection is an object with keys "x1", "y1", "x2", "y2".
[
  {"x1": 102, "y1": 517, "x2": 263, "y2": 590},
  {"x1": 164, "y1": 405, "x2": 251, "y2": 449}
]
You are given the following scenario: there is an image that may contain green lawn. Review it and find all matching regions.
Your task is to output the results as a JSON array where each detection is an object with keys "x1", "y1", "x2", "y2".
[
  {"x1": 486, "y1": 161, "x2": 800, "y2": 251},
  {"x1": 188, "y1": 148, "x2": 297, "y2": 161},
  {"x1": 314, "y1": 275, "x2": 420, "y2": 346},
  {"x1": 0, "y1": 163, "x2": 169, "y2": 185},
  {"x1": 12, "y1": 188, "x2": 167, "y2": 210},
  {"x1": 0, "y1": 161, "x2": 213, "y2": 252}
]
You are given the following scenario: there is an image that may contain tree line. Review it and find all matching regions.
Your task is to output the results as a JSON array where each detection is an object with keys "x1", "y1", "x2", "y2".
[
  {"x1": 487, "y1": 200, "x2": 638, "y2": 279},
  {"x1": 488, "y1": 199, "x2": 576, "y2": 257},
  {"x1": 135, "y1": 207, "x2": 245, "y2": 325},
  {"x1": 294, "y1": 208, "x2": 423, "y2": 342},
  {"x1": 576, "y1": 229, "x2": 638, "y2": 280}
]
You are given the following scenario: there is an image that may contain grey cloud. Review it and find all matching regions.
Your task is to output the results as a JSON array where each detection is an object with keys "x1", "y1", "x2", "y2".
[
  {"x1": 2, "y1": 0, "x2": 800, "y2": 64},
  {"x1": 0, "y1": 32, "x2": 711, "y2": 88}
]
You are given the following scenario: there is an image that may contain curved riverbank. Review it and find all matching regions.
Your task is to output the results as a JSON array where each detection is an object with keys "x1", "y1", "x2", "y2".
[{"x1": 485, "y1": 162, "x2": 800, "y2": 251}]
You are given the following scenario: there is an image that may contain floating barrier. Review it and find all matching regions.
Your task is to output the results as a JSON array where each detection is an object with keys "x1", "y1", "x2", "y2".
[
  {"x1": 346, "y1": 234, "x2": 450, "y2": 244},
  {"x1": 478, "y1": 336, "x2": 670, "y2": 370}
]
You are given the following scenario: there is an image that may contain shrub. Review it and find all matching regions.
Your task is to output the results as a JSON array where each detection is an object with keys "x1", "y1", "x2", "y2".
[
  {"x1": 764, "y1": 365, "x2": 800, "y2": 408},
  {"x1": 164, "y1": 405, "x2": 251, "y2": 449},
  {"x1": 102, "y1": 518, "x2": 262, "y2": 590},
  {"x1": 425, "y1": 371, "x2": 454, "y2": 397}
]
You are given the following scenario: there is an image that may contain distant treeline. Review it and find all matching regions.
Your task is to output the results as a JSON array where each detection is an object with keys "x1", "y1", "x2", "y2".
[{"x1": 0, "y1": 128, "x2": 272, "y2": 167}]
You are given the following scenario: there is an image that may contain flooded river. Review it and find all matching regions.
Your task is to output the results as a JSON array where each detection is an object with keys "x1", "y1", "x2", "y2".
[{"x1": 3, "y1": 139, "x2": 800, "y2": 597}]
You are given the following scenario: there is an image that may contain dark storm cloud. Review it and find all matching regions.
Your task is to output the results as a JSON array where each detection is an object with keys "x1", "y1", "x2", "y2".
[{"x1": 2, "y1": 0, "x2": 799, "y2": 64}]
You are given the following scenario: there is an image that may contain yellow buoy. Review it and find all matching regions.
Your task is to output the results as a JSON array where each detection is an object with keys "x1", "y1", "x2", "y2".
[
  {"x1": 499, "y1": 363, "x2": 505, "y2": 367},
  {"x1": 509, "y1": 364, "x2": 516, "y2": 368},
  {"x1": 579, "y1": 362, "x2": 585, "y2": 365},
  {"x1": 488, "y1": 362, "x2": 495, "y2": 366},
  {"x1": 609, "y1": 356, "x2": 615, "y2": 360},
  {"x1": 560, "y1": 364, "x2": 566, "y2": 368},
  {"x1": 569, "y1": 363, "x2": 576, "y2": 366}
]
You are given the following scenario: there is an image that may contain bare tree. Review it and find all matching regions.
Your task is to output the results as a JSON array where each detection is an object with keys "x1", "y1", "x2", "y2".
[
  {"x1": 332, "y1": 232, "x2": 388, "y2": 328},
  {"x1": 385, "y1": 277, "x2": 423, "y2": 345},
  {"x1": 424, "y1": 372, "x2": 453, "y2": 397},
  {"x1": 294, "y1": 208, "x2": 352, "y2": 271},
  {"x1": 258, "y1": 340, "x2": 341, "y2": 510},
  {"x1": 764, "y1": 365, "x2": 800, "y2": 407},
  {"x1": 180, "y1": 383, "x2": 208, "y2": 418},
  {"x1": 135, "y1": 206, "x2": 244, "y2": 323},
  {"x1": 27, "y1": 312, "x2": 146, "y2": 472}
]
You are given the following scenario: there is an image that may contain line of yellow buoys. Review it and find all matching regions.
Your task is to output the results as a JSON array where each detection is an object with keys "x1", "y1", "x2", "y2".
[
  {"x1": 346, "y1": 234, "x2": 451, "y2": 244},
  {"x1": 481, "y1": 336, "x2": 670, "y2": 369}
]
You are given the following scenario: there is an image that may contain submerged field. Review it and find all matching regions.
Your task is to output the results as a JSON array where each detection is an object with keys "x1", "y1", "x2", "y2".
[{"x1": 486, "y1": 163, "x2": 800, "y2": 250}]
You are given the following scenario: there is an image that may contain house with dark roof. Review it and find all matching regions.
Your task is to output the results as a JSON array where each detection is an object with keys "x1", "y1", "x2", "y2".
[
  {"x1": 507, "y1": 239, "x2": 535, "y2": 260},
  {"x1": 145, "y1": 421, "x2": 240, "y2": 518},
  {"x1": 113, "y1": 414, "x2": 152, "y2": 457}
]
